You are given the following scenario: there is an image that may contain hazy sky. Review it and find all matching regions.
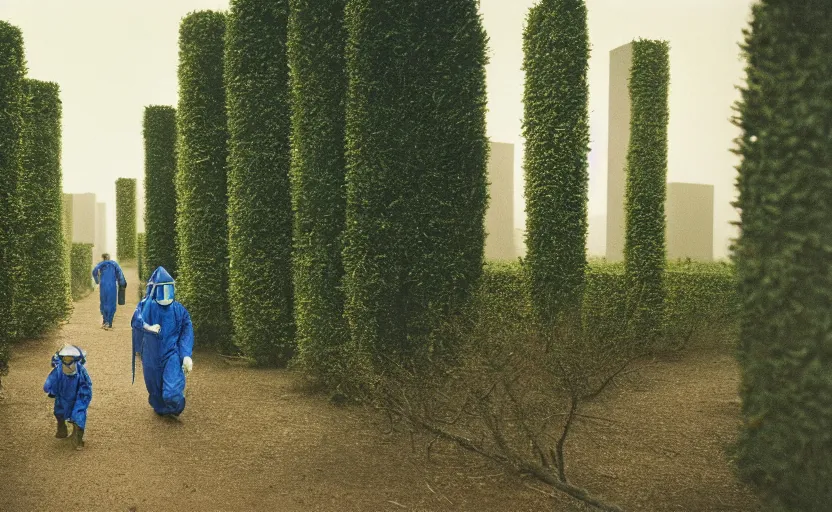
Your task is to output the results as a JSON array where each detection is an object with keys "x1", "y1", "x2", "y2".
[{"x1": 0, "y1": 0, "x2": 754, "y2": 258}]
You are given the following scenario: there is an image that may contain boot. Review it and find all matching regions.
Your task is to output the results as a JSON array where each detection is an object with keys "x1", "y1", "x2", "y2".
[
  {"x1": 55, "y1": 417, "x2": 68, "y2": 439},
  {"x1": 72, "y1": 425, "x2": 84, "y2": 450}
]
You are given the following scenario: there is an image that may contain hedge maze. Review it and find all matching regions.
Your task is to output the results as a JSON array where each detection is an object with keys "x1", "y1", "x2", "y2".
[{"x1": 2, "y1": 4, "x2": 819, "y2": 509}]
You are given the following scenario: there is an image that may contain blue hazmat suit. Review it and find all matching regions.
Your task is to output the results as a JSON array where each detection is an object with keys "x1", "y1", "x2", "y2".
[
  {"x1": 92, "y1": 259, "x2": 126, "y2": 325},
  {"x1": 44, "y1": 356, "x2": 92, "y2": 430},
  {"x1": 131, "y1": 267, "x2": 194, "y2": 416}
]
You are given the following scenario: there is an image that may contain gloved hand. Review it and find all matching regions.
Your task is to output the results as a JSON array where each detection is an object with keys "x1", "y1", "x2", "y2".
[
  {"x1": 143, "y1": 323, "x2": 161, "y2": 334},
  {"x1": 182, "y1": 356, "x2": 193, "y2": 375}
]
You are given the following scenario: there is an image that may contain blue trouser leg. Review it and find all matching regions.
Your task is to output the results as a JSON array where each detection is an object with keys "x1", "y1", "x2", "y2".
[
  {"x1": 145, "y1": 355, "x2": 186, "y2": 416},
  {"x1": 161, "y1": 356, "x2": 186, "y2": 416}
]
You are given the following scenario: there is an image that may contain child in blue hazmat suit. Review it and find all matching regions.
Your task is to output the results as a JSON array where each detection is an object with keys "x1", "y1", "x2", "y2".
[
  {"x1": 92, "y1": 253, "x2": 127, "y2": 329},
  {"x1": 131, "y1": 266, "x2": 194, "y2": 417},
  {"x1": 44, "y1": 344, "x2": 92, "y2": 450}
]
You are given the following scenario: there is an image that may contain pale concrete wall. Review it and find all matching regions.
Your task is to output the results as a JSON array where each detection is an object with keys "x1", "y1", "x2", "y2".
[
  {"x1": 666, "y1": 182, "x2": 714, "y2": 261},
  {"x1": 605, "y1": 42, "x2": 633, "y2": 262},
  {"x1": 485, "y1": 141, "x2": 516, "y2": 261},
  {"x1": 71, "y1": 193, "x2": 96, "y2": 244},
  {"x1": 94, "y1": 201, "x2": 107, "y2": 259},
  {"x1": 514, "y1": 228, "x2": 526, "y2": 259}
]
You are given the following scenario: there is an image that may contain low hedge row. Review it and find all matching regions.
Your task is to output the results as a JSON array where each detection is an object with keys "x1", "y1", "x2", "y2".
[
  {"x1": 70, "y1": 243, "x2": 93, "y2": 301},
  {"x1": 478, "y1": 259, "x2": 737, "y2": 350}
]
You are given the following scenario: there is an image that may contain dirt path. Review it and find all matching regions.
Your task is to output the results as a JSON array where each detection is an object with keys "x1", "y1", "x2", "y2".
[{"x1": 0, "y1": 266, "x2": 759, "y2": 511}]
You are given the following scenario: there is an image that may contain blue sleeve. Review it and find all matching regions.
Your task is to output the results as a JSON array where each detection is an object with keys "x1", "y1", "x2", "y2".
[
  {"x1": 178, "y1": 307, "x2": 194, "y2": 360},
  {"x1": 70, "y1": 368, "x2": 92, "y2": 422},
  {"x1": 131, "y1": 300, "x2": 146, "y2": 330},
  {"x1": 131, "y1": 301, "x2": 146, "y2": 354},
  {"x1": 43, "y1": 367, "x2": 59, "y2": 397},
  {"x1": 91, "y1": 262, "x2": 102, "y2": 284},
  {"x1": 116, "y1": 263, "x2": 126, "y2": 287}
]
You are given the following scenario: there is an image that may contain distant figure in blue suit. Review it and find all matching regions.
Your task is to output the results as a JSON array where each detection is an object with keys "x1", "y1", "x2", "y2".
[{"x1": 92, "y1": 253, "x2": 126, "y2": 330}]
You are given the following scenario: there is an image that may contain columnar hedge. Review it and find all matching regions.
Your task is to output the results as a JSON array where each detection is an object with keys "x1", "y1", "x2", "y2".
[
  {"x1": 342, "y1": 0, "x2": 489, "y2": 365},
  {"x1": 288, "y1": 0, "x2": 349, "y2": 383},
  {"x1": 732, "y1": 2, "x2": 832, "y2": 509},
  {"x1": 0, "y1": 21, "x2": 25, "y2": 372},
  {"x1": 225, "y1": 0, "x2": 294, "y2": 366},
  {"x1": 176, "y1": 11, "x2": 232, "y2": 349},
  {"x1": 136, "y1": 232, "x2": 147, "y2": 299},
  {"x1": 521, "y1": 0, "x2": 590, "y2": 327},
  {"x1": 15, "y1": 79, "x2": 70, "y2": 338},
  {"x1": 115, "y1": 178, "x2": 137, "y2": 261},
  {"x1": 623, "y1": 39, "x2": 670, "y2": 344},
  {"x1": 70, "y1": 243, "x2": 93, "y2": 300},
  {"x1": 143, "y1": 105, "x2": 178, "y2": 277}
]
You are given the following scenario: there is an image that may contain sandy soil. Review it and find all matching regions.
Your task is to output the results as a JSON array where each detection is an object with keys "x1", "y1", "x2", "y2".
[{"x1": 0, "y1": 266, "x2": 760, "y2": 511}]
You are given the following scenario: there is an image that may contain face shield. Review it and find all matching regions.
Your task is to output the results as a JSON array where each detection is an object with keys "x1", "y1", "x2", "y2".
[
  {"x1": 153, "y1": 281, "x2": 175, "y2": 306},
  {"x1": 57, "y1": 345, "x2": 84, "y2": 376}
]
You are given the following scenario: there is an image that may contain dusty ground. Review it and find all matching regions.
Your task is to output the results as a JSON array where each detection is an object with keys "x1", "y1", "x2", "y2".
[{"x1": 0, "y1": 266, "x2": 760, "y2": 511}]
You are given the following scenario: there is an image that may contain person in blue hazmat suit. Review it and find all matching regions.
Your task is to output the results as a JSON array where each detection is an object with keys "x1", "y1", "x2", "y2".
[
  {"x1": 92, "y1": 253, "x2": 127, "y2": 329},
  {"x1": 131, "y1": 266, "x2": 194, "y2": 417},
  {"x1": 44, "y1": 344, "x2": 92, "y2": 450}
]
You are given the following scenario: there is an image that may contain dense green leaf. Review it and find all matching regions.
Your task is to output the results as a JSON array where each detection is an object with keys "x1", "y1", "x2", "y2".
[
  {"x1": 175, "y1": 11, "x2": 232, "y2": 350},
  {"x1": 624, "y1": 39, "x2": 670, "y2": 345},
  {"x1": 0, "y1": 21, "x2": 26, "y2": 374},
  {"x1": 143, "y1": 106, "x2": 177, "y2": 278},
  {"x1": 522, "y1": 0, "x2": 590, "y2": 327},
  {"x1": 14, "y1": 79, "x2": 71, "y2": 339},
  {"x1": 115, "y1": 178, "x2": 137, "y2": 261},
  {"x1": 226, "y1": 0, "x2": 295, "y2": 366},
  {"x1": 342, "y1": 0, "x2": 489, "y2": 368},
  {"x1": 288, "y1": 0, "x2": 350, "y2": 385},
  {"x1": 732, "y1": 2, "x2": 832, "y2": 508},
  {"x1": 136, "y1": 232, "x2": 147, "y2": 299},
  {"x1": 70, "y1": 243, "x2": 94, "y2": 301}
]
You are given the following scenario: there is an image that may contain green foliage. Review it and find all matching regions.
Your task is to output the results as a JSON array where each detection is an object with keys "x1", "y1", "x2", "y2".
[
  {"x1": 70, "y1": 243, "x2": 93, "y2": 301},
  {"x1": 115, "y1": 178, "x2": 137, "y2": 261},
  {"x1": 522, "y1": 0, "x2": 590, "y2": 327},
  {"x1": 143, "y1": 105, "x2": 177, "y2": 277},
  {"x1": 731, "y1": 2, "x2": 832, "y2": 509},
  {"x1": 342, "y1": 0, "x2": 489, "y2": 367},
  {"x1": 483, "y1": 260, "x2": 737, "y2": 351},
  {"x1": 15, "y1": 79, "x2": 70, "y2": 338},
  {"x1": 136, "y1": 232, "x2": 147, "y2": 299},
  {"x1": 176, "y1": 11, "x2": 232, "y2": 350},
  {"x1": 288, "y1": 0, "x2": 350, "y2": 384},
  {"x1": 0, "y1": 21, "x2": 25, "y2": 367},
  {"x1": 225, "y1": 0, "x2": 294, "y2": 366},
  {"x1": 624, "y1": 39, "x2": 670, "y2": 345}
]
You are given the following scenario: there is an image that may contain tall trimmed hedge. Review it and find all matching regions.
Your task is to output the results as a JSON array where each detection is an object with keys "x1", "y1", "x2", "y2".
[
  {"x1": 732, "y1": 3, "x2": 832, "y2": 509},
  {"x1": 143, "y1": 105, "x2": 178, "y2": 277},
  {"x1": 176, "y1": 11, "x2": 232, "y2": 349},
  {"x1": 623, "y1": 39, "x2": 669, "y2": 344},
  {"x1": 226, "y1": 0, "x2": 294, "y2": 366},
  {"x1": 521, "y1": 0, "x2": 590, "y2": 326},
  {"x1": 288, "y1": 0, "x2": 349, "y2": 383},
  {"x1": 70, "y1": 243, "x2": 93, "y2": 300},
  {"x1": 342, "y1": 0, "x2": 489, "y2": 365},
  {"x1": 0, "y1": 21, "x2": 25, "y2": 374},
  {"x1": 115, "y1": 178, "x2": 137, "y2": 261},
  {"x1": 15, "y1": 79, "x2": 70, "y2": 338}
]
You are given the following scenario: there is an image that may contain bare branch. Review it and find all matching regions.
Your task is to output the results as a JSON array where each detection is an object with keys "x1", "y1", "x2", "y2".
[{"x1": 555, "y1": 394, "x2": 578, "y2": 483}]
